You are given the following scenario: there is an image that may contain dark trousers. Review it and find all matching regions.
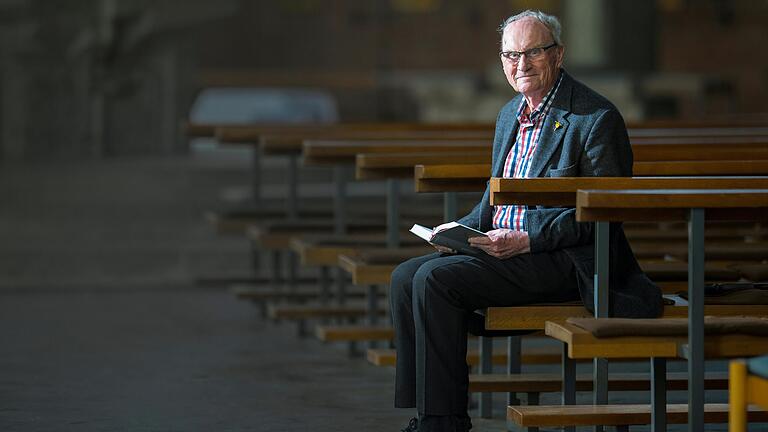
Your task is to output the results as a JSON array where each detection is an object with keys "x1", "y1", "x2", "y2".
[{"x1": 389, "y1": 250, "x2": 579, "y2": 416}]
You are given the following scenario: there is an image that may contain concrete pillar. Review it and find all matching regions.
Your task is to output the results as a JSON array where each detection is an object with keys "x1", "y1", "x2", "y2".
[{"x1": 563, "y1": 0, "x2": 608, "y2": 68}]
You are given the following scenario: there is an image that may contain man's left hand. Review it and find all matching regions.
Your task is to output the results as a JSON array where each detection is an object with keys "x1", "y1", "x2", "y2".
[{"x1": 468, "y1": 229, "x2": 530, "y2": 259}]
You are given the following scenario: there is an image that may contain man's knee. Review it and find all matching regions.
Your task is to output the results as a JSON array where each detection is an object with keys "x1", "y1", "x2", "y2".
[
  {"x1": 413, "y1": 260, "x2": 458, "y2": 296},
  {"x1": 390, "y1": 255, "x2": 429, "y2": 305}
]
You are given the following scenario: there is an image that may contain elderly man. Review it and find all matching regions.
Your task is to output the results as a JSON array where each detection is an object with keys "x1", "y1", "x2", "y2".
[{"x1": 390, "y1": 10, "x2": 662, "y2": 432}]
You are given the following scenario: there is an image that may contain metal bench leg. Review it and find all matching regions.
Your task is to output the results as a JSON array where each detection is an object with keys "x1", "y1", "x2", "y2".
[
  {"x1": 297, "y1": 319, "x2": 307, "y2": 338},
  {"x1": 443, "y1": 192, "x2": 457, "y2": 222},
  {"x1": 478, "y1": 336, "x2": 493, "y2": 418},
  {"x1": 286, "y1": 154, "x2": 298, "y2": 220},
  {"x1": 526, "y1": 392, "x2": 540, "y2": 432},
  {"x1": 318, "y1": 266, "x2": 331, "y2": 324},
  {"x1": 251, "y1": 145, "x2": 261, "y2": 204},
  {"x1": 594, "y1": 357, "x2": 609, "y2": 432},
  {"x1": 650, "y1": 357, "x2": 666, "y2": 432},
  {"x1": 286, "y1": 250, "x2": 298, "y2": 292},
  {"x1": 249, "y1": 240, "x2": 261, "y2": 273},
  {"x1": 507, "y1": 336, "x2": 522, "y2": 406},
  {"x1": 335, "y1": 267, "x2": 347, "y2": 306},
  {"x1": 347, "y1": 341, "x2": 360, "y2": 357},
  {"x1": 271, "y1": 250, "x2": 283, "y2": 286},
  {"x1": 319, "y1": 266, "x2": 331, "y2": 303},
  {"x1": 688, "y1": 208, "x2": 705, "y2": 431},
  {"x1": 593, "y1": 221, "x2": 610, "y2": 432},
  {"x1": 367, "y1": 284, "x2": 379, "y2": 350},
  {"x1": 386, "y1": 178, "x2": 400, "y2": 248},
  {"x1": 333, "y1": 165, "x2": 348, "y2": 235},
  {"x1": 562, "y1": 342, "x2": 576, "y2": 432}
]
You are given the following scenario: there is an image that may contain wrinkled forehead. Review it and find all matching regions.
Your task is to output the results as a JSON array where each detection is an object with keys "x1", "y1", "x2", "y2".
[{"x1": 501, "y1": 17, "x2": 553, "y2": 50}]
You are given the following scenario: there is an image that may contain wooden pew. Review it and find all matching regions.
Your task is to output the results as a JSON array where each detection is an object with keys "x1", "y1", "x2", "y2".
[
  {"x1": 416, "y1": 172, "x2": 764, "y2": 418},
  {"x1": 511, "y1": 319, "x2": 768, "y2": 431},
  {"x1": 338, "y1": 155, "x2": 768, "y2": 418},
  {"x1": 261, "y1": 139, "x2": 489, "y2": 336},
  {"x1": 574, "y1": 187, "x2": 768, "y2": 431},
  {"x1": 230, "y1": 131, "x2": 487, "y2": 290},
  {"x1": 730, "y1": 354, "x2": 768, "y2": 431}
]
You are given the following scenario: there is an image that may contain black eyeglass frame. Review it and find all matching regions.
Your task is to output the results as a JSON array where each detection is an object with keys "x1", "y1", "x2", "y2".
[{"x1": 499, "y1": 42, "x2": 559, "y2": 62}]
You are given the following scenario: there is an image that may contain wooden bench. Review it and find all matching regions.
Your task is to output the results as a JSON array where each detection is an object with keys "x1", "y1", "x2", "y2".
[
  {"x1": 424, "y1": 174, "x2": 764, "y2": 416},
  {"x1": 323, "y1": 148, "x2": 767, "y2": 353},
  {"x1": 471, "y1": 371, "x2": 728, "y2": 394},
  {"x1": 508, "y1": 403, "x2": 768, "y2": 430},
  {"x1": 567, "y1": 187, "x2": 768, "y2": 431},
  {"x1": 730, "y1": 355, "x2": 768, "y2": 431},
  {"x1": 267, "y1": 142, "x2": 489, "y2": 343},
  {"x1": 316, "y1": 325, "x2": 394, "y2": 343},
  {"x1": 366, "y1": 346, "x2": 560, "y2": 368},
  {"x1": 529, "y1": 319, "x2": 768, "y2": 431}
]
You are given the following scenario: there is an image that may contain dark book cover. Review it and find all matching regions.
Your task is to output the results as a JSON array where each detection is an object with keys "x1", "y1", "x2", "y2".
[{"x1": 410, "y1": 222, "x2": 487, "y2": 255}]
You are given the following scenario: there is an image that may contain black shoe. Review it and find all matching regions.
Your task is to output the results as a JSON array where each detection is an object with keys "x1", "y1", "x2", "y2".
[
  {"x1": 400, "y1": 417, "x2": 418, "y2": 432},
  {"x1": 417, "y1": 415, "x2": 471, "y2": 432}
]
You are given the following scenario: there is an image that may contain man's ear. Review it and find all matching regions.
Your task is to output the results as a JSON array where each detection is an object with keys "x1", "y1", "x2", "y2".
[{"x1": 556, "y1": 46, "x2": 565, "y2": 68}]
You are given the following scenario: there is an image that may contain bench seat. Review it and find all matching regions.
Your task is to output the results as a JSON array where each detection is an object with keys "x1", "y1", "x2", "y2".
[
  {"x1": 366, "y1": 347, "x2": 561, "y2": 367},
  {"x1": 247, "y1": 220, "x2": 397, "y2": 249},
  {"x1": 485, "y1": 304, "x2": 768, "y2": 331},
  {"x1": 231, "y1": 286, "x2": 383, "y2": 301},
  {"x1": 508, "y1": 403, "x2": 768, "y2": 428},
  {"x1": 468, "y1": 371, "x2": 727, "y2": 393},
  {"x1": 546, "y1": 320, "x2": 768, "y2": 359},
  {"x1": 316, "y1": 325, "x2": 394, "y2": 342},
  {"x1": 267, "y1": 304, "x2": 387, "y2": 320}
]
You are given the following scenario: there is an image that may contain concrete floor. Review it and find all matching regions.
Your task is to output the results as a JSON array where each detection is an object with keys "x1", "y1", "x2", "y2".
[
  {"x1": 0, "y1": 154, "x2": 507, "y2": 432},
  {"x1": 0, "y1": 153, "x2": 741, "y2": 431}
]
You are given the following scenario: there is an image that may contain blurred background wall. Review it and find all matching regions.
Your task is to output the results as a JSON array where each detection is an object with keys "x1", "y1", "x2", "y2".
[{"x1": 0, "y1": 0, "x2": 766, "y2": 162}]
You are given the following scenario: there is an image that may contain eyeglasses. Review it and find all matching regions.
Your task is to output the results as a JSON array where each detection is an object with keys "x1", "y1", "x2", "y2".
[{"x1": 500, "y1": 42, "x2": 558, "y2": 64}]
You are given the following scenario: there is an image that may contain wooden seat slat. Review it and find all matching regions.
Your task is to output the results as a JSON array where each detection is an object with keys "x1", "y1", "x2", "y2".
[
  {"x1": 303, "y1": 140, "x2": 489, "y2": 165},
  {"x1": 232, "y1": 286, "x2": 383, "y2": 301},
  {"x1": 579, "y1": 188, "x2": 768, "y2": 209},
  {"x1": 486, "y1": 305, "x2": 768, "y2": 331},
  {"x1": 268, "y1": 305, "x2": 388, "y2": 320},
  {"x1": 468, "y1": 371, "x2": 728, "y2": 393},
  {"x1": 355, "y1": 151, "x2": 490, "y2": 180},
  {"x1": 366, "y1": 347, "x2": 560, "y2": 367},
  {"x1": 258, "y1": 132, "x2": 495, "y2": 155},
  {"x1": 490, "y1": 177, "x2": 768, "y2": 206},
  {"x1": 337, "y1": 248, "x2": 432, "y2": 285},
  {"x1": 633, "y1": 160, "x2": 768, "y2": 176},
  {"x1": 316, "y1": 325, "x2": 394, "y2": 342},
  {"x1": 576, "y1": 189, "x2": 768, "y2": 222},
  {"x1": 545, "y1": 321, "x2": 768, "y2": 360},
  {"x1": 290, "y1": 235, "x2": 422, "y2": 266},
  {"x1": 508, "y1": 403, "x2": 768, "y2": 427}
]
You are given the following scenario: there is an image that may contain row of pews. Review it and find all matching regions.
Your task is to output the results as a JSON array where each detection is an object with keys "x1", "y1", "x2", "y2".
[{"x1": 184, "y1": 119, "x2": 768, "y2": 431}]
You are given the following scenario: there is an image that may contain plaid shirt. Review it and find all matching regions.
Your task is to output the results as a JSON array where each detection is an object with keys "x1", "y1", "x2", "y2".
[{"x1": 492, "y1": 72, "x2": 563, "y2": 231}]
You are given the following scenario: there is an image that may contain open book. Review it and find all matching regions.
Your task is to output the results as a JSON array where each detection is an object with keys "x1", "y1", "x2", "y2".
[{"x1": 409, "y1": 222, "x2": 488, "y2": 255}]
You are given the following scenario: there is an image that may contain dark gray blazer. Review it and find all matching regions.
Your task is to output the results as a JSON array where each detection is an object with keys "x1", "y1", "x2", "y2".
[{"x1": 458, "y1": 70, "x2": 663, "y2": 318}]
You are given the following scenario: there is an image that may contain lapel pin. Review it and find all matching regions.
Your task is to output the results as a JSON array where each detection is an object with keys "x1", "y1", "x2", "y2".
[{"x1": 554, "y1": 120, "x2": 562, "y2": 131}]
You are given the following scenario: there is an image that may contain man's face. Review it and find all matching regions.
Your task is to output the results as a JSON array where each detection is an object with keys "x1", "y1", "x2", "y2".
[{"x1": 500, "y1": 17, "x2": 564, "y2": 102}]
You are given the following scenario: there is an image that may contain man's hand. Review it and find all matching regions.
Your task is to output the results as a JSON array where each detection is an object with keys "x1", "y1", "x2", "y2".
[
  {"x1": 429, "y1": 222, "x2": 458, "y2": 254},
  {"x1": 469, "y1": 229, "x2": 530, "y2": 259}
]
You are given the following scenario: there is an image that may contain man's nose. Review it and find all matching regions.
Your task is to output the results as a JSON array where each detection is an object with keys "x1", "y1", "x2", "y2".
[{"x1": 517, "y1": 54, "x2": 530, "y2": 70}]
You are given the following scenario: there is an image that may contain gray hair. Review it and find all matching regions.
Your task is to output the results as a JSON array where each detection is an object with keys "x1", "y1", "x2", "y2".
[{"x1": 498, "y1": 10, "x2": 562, "y2": 46}]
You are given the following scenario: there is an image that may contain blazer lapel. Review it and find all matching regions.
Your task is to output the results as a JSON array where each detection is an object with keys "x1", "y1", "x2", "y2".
[
  {"x1": 527, "y1": 73, "x2": 573, "y2": 178},
  {"x1": 491, "y1": 111, "x2": 520, "y2": 177}
]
